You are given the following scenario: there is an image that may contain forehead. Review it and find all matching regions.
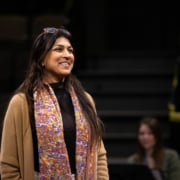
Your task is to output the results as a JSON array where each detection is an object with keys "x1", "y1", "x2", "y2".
[
  {"x1": 139, "y1": 123, "x2": 151, "y2": 132},
  {"x1": 53, "y1": 36, "x2": 71, "y2": 46}
]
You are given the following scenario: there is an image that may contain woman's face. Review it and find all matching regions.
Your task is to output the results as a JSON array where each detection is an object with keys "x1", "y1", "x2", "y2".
[
  {"x1": 138, "y1": 123, "x2": 156, "y2": 151},
  {"x1": 42, "y1": 36, "x2": 74, "y2": 83}
]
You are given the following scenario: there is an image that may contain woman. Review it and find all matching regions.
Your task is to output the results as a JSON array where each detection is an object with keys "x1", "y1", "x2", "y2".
[
  {"x1": 0, "y1": 27, "x2": 109, "y2": 179},
  {"x1": 127, "y1": 117, "x2": 180, "y2": 180}
]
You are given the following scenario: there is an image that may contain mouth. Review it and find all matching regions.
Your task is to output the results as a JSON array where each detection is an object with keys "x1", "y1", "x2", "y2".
[{"x1": 58, "y1": 62, "x2": 70, "y2": 67}]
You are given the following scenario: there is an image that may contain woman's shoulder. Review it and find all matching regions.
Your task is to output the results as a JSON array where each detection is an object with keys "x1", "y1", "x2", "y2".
[
  {"x1": 164, "y1": 148, "x2": 179, "y2": 156},
  {"x1": 85, "y1": 92, "x2": 95, "y2": 107},
  {"x1": 85, "y1": 91, "x2": 93, "y2": 101},
  {"x1": 4, "y1": 93, "x2": 28, "y2": 125},
  {"x1": 163, "y1": 148, "x2": 180, "y2": 178},
  {"x1": 8, "y1": 93, "x2": 27, "y2": 107},
  {"x1": 127, "y1": 153, "x2": 139, "y2": 163},
  {"x1": 164, "y1": 148, "x2": 180, "y2": 161}
]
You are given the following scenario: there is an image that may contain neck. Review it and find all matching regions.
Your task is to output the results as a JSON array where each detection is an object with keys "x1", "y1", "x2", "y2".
[
  {"x1": 43, "y1": 76, "x2": 65, "y2": 84},
  {"x1": 145, "y1": 148, "x2": 154, "y2": 156}
]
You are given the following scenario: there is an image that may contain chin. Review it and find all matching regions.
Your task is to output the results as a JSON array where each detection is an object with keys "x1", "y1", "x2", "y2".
[{"x1": 61, "y1": 72, "x2": 71, "y2": 76}]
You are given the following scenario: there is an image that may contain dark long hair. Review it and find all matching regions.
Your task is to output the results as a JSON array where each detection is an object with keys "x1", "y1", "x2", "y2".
[
  {"x1": 15, "y1": 27, "x2": 103, "y2": 147},
  {"x1": 136, "y1": 117, "x2": 165, "y2": 169}
]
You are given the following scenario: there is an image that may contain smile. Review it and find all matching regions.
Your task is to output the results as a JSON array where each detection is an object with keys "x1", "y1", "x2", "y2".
[{"x1": 58, "y1": 62, "x2": 70, "y2": 67}]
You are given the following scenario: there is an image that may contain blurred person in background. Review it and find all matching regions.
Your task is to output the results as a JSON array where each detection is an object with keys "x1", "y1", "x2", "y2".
[{"x1": 127, "y1": 116, "x2": 180, "y2": 180}]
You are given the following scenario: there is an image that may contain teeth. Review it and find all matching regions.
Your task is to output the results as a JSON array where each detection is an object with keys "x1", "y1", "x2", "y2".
[{"x1": 59, "y1": 62, "x2": 69, "y2": 67}]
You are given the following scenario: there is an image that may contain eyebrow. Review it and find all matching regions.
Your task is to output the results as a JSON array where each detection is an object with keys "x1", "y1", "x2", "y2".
[{"x1": 53, "y1": 44, "x2": 73, "y2": 48}]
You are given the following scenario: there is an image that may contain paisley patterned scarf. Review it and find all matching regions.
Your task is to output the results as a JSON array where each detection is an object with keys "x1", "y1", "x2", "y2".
[{"x1": 33, "y1": 84, "x2": 97, "y2": 179}]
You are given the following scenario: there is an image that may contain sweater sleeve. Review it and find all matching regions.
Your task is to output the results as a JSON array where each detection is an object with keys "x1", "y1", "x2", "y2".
[
  {"x1": 165, "y1": 149, "x2": 180, "y2": 180},
  {"x1": 0, "y1": 94, "x2": 25, "y2": 180},
  {"x1": 97, "y1": 140, "x2": 109, "y2": 180},
  {"x1": 85, "y1": 92, "x2": 109, "y2": 179}
]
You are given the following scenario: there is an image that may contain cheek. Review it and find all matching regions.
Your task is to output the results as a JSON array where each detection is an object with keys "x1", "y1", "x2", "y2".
[
  {"x1": 150, "y1": 137, "x2": 156, "y2": 145},
  {"x1": 71, "y1": 55, "x2": 75, "y2": 62},
  {"x1": 138, "y1": 136, "x2": 144, "y2": 143}
]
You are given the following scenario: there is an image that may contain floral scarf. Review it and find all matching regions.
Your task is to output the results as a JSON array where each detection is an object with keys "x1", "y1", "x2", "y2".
[{"x1": 33, "y1": 84, "x2": 97, "y2": 179}]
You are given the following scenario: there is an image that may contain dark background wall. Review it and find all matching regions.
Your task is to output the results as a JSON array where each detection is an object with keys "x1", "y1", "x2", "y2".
[
  {"x1": 0, "y1": 1, "x2": 179, "y2": 55},
  {"x1": 0, "y1": 0, "x2": 178, "y2": 67}
]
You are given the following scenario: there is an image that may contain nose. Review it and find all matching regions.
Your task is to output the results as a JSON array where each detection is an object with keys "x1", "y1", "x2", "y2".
[{"x1": 63, "y1": 49, "x2": 71, "y2": 57}]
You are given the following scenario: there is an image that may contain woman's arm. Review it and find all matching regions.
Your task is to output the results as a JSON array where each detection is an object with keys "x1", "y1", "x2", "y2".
[
  {"x1": 97, "y1": 141, "x2": 109, "y2": 180},
  {"x1": 1, "y1": 94, "x2": 24, "y2": 179},
  {"x1": 166, "y1": 149, "x2": 180, "y2": 180},
  {"x1": 85, "y1": 92, "x2": 109, "y2": 179}
]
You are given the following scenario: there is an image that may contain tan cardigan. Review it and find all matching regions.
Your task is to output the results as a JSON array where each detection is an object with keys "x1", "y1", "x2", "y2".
[{"x1": 0, "y1": 93, "x2": 109, "y2": 180}]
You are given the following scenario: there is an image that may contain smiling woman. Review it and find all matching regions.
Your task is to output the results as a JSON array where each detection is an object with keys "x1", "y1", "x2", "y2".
[
  {"x1": 42, "y1": 36, "x2": 74, "y2": 83},
  {"x1": 127, "y1": 117, "x2": 180, "y2": 180},
  {"x1": 0, "y1": 27, "x2": 109, "y2": 180}
]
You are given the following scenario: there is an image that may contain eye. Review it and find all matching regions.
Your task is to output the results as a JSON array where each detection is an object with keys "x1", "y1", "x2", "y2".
[
  {"x1": 53, "y1": 47, "x2": 63, "y2": 52},
  {"x1": 68, "y1": 47, "x2": 74, "y2": 54},
  {"x1": 139, "y1": 132, "x2": 144, "y2": 136}
]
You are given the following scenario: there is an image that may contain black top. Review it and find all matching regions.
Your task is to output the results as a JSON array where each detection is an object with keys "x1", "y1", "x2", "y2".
[{"x1": 50, "y1": 82, "x2": 76, "y2": 174}]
